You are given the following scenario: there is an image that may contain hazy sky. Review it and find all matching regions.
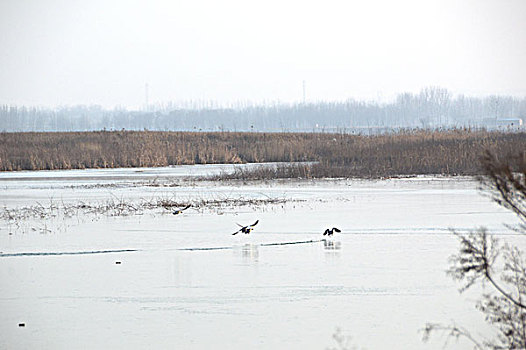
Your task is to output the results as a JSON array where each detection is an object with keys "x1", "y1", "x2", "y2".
[{"x1": 1, "y1": 0, "x2": 525, "y2": 108}]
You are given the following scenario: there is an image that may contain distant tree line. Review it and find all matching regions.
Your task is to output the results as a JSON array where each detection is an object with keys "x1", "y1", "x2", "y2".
[{"x1": 1, "y1": 87, "x2": 525, "y2": 132}]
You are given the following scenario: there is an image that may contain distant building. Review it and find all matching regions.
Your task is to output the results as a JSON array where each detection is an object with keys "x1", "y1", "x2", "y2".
[{"x1": 480, "y1": 118, "x2": 523, "y2": 130}]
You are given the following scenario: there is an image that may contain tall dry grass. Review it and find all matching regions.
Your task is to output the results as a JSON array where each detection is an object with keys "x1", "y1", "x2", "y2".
[{"x1": 1, "y1": 130, "x2": 525, "y2": 177}]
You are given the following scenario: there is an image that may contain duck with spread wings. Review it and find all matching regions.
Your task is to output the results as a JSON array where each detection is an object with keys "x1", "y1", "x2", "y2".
[
  {"x1": 232, "y1": 220, "x2": 259, "y2": 235},
  {"x1": 172, "y1": 204, "x2": 191, "y2": 215},
  {"x1": 323, "y1": 227, "x2": 341, "y2": 236}
]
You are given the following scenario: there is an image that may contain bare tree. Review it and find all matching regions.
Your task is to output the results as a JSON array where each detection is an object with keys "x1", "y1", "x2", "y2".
[{"x1": 423, "y1": 150, "x2": 526, "y2": 349}]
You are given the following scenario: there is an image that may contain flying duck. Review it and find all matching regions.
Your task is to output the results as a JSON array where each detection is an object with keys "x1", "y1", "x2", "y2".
[
  {"x1": 323, "y1": 227, "x2": 341, "y2": 236},
  {"x1": 172, "y1": 204, "x2": 191, "y2": 215},
  {"x1": 232, "y1": 220, "x2": 259, "y2": 235}
]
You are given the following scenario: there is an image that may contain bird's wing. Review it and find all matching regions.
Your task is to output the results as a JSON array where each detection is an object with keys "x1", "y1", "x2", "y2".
[
  {"x1": 323, "y1": 229, "x2": 329, "y2": 235},
  {"x1": 236, "y1": 223, "x2": 244, "y2": 228},
  {"x1": 333, "y1": 228, "x2": 341, "y2": 232},
  {"x1": 182, "y1": 204, "x2": 191, "y2": 211},
  {"x1": 250, "y1": 220, "x2": 259, "y2": 227},
  {"x1": 232, "y1": 229, "x2": 241, "y2": 235}
]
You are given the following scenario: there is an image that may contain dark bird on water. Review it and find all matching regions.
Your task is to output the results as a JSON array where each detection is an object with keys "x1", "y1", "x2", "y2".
[
  {"x1": 323, "y1": 227, "x2": 341, "y2": 236},
  {"x1": 232, "y1": 220, "x2": 259, "y2": 235},
  {"x1": 173, "y1": 204, "x2": 191, "y2": 215}
]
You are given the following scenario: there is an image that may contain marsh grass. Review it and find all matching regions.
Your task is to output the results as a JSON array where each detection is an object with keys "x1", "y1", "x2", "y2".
[
  {"x1": 1, "y1": 129, "x2": 525, "y2": 177},
  {"x1": 0, "y1": 195, "x2": 292, "y2": 223}
]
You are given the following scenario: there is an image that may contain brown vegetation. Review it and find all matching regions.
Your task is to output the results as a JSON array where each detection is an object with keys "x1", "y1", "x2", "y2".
[
  {"x1": 1, "y1": 130, "x2": 525, "y2": 177},
  {"x1": 0, "y1": 195, "x2": 292, "y2": 223}
]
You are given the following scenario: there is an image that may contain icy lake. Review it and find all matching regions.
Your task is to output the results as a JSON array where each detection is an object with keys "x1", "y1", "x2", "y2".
[{"x1": 0, "y1": 164, "x2": 522, "y2": 349}]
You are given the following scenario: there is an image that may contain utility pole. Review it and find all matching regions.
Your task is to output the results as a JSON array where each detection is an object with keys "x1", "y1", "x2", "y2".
[
  {"x1": 302, "y1": 80, "x2": 306, "y2": 104},
  {"x1": 145, "y1": 83, "x2": 149, "y2": 111}
]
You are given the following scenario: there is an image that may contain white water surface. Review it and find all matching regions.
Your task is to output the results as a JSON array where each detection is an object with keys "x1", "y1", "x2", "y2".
[{"x1": 0, "y1": 165, "x2": 523, "y2": 349}]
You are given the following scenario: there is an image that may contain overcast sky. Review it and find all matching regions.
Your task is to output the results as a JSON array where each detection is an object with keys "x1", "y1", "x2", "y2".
[{"x1": 1, "y1": 0, "x2": 525, "y2": 108}]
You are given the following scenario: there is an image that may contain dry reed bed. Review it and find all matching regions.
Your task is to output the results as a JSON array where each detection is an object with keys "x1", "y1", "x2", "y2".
[
  {"x1": 1, "y1": 130, "x2": 525, "y2": 177},
  {"x1": 0, "y1": 196, "x2": 292, "y2": 222}
]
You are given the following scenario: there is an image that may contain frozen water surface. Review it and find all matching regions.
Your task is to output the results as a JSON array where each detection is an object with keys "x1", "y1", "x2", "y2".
[{"x1": 0, "y1": 165, "x2": 522, "y2": 349}]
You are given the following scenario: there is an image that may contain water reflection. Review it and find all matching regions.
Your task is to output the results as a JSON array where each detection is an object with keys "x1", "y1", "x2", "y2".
[
  {"x1": 324, "y1": 240, "x2": 342, "y2": 251},
  {"x1": 238, "y1": 244, "x2": 259, "y2": 263}
]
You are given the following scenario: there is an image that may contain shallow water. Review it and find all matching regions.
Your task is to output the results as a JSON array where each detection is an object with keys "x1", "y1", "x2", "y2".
[{"x1": 0, "y1": 166, "x2": 521, "y2": 349}]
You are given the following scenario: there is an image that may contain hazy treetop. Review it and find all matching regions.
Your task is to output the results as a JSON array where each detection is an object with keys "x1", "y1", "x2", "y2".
[{"x1": 1, "y1": 0, "x2": 525, "y2": 108}]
